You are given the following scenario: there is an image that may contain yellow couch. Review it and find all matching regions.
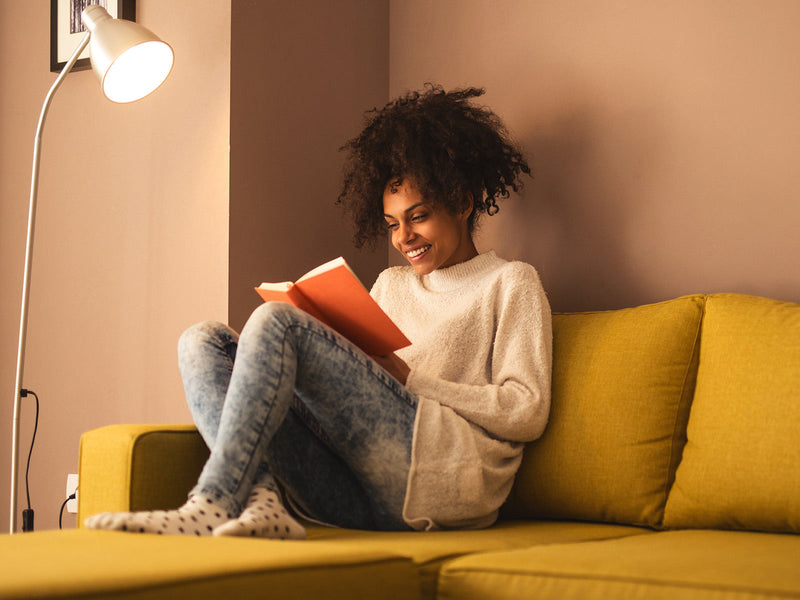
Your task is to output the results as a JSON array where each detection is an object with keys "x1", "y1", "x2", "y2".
[{"x1": 2, "y1": 293, "x2": 798, "y2": 599}]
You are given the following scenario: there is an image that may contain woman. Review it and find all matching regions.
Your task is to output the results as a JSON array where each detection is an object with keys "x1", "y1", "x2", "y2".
[{"x1": 86, "y1": 84, "x2": 551, "y2": 537}]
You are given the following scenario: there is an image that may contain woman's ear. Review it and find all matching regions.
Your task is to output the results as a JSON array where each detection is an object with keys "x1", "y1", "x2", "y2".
[{"x1": 460, "y1": 193, "x2": 475, "y2": 221}]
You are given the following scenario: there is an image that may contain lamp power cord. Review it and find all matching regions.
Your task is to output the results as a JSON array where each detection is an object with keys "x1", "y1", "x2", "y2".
[
  {"x1": 20, "y1": 388, "x2": 39, "y2": 532},
  {"x1": 59, "y1": 492, "x2": 78, "y2": 530},
  {"x1": 20, "y1": 387, "x2": 80, "y2": 531}
]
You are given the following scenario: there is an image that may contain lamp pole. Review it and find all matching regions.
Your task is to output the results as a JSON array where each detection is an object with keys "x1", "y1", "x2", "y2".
[{"x1": 10, "y1": 33, "x2": 91, "y2": 535}]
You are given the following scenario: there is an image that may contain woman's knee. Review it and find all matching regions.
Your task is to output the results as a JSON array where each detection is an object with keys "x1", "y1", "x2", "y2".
[
  {"x1": 244, "y1": 302, "x2": 307, "y2": 334},
  {"x1": 178, "y1": 320, "x2": 238, "y2": 358}
]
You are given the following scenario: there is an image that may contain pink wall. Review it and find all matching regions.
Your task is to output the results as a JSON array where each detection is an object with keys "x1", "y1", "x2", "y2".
[
  {"x1": 228, "y1": 1, "x2": 389, "y2": 330},
  {"x1": 389, "y1": 0, "x2": 800, "y2": 311}
]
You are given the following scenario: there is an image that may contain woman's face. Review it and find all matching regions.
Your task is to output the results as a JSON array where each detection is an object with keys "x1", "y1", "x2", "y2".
[{"x1": 382, "y1": 178, "x2": 477, "y2": 275}]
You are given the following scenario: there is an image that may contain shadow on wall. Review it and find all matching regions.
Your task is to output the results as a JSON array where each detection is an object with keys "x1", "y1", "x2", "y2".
[{"x1": 483, "y1": 106, "x2": 662, "y2": 313}]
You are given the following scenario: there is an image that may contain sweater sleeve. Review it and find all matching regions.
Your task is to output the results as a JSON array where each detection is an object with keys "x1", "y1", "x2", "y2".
[{"x1": 405, "y1": 265, "x2": 552, "y2": 443}]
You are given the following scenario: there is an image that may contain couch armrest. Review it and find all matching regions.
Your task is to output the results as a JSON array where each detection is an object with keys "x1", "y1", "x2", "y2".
[{"x1": 77, "y1": 424, "x2": 209, "y2": 527}]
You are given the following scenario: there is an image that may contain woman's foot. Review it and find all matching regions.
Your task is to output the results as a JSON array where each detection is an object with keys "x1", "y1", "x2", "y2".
[
  {"x1": 84, "y1": 495, "x2": 233, "y2": 536},
  {"x1": 213, "y1": 486, "x2": 306, "y2": 539}
]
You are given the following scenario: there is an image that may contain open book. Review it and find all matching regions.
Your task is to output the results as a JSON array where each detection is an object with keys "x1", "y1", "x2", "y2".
[{"x1": 255, "y1": 257, "x2": 410, "y2": 356}]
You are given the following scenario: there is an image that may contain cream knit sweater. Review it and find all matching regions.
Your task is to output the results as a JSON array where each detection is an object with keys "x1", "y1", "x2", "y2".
[{"x1": 370, "y1": 251, "x2": 552, "y2": 530}]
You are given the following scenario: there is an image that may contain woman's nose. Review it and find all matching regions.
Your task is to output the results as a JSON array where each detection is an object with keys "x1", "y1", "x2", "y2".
[{"x1": 396, "y1": 222, "x2": 414, "y2": 244}]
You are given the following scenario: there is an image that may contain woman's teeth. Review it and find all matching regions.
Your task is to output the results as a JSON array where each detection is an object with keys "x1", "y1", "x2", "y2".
[{"x1": 407, "y1": 245, "x2": 431, "y2": 258}]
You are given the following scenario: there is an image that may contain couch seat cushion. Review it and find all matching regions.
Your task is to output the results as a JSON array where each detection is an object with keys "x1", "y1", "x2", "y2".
[
  {"x1": 0, "y1": 529, "x2": 418, "y2": 600},
  {"x1": 664, "y1": 293, "x2": 800, "y2": 533},
  {"x1": 0, "y1": 523, "x2": 648, "y2": 600},
  {"x1": 504, "y1": 295, "x2": 704, "y2": 527},
  {"x1": 437, "y1": 529, "x2": 800, "y2": 600},
  {"x1": 307, "y1": 520, "x2": 650, "y2": 599}
]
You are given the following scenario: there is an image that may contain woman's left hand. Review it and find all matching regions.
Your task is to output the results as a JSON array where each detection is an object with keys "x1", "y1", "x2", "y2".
[{"x1": 371, "y1": 352, "x2": 410, "y2": 385}]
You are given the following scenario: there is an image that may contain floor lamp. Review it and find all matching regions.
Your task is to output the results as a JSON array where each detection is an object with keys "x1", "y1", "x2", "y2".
[{"x1": 9, "y1": 4, "x2": 173, "y2": 534}]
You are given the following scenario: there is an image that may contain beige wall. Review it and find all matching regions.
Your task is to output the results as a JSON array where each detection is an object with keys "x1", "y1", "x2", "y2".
[
  {"x1": 228, "y1": 0, "x2": 389, "y2": 331},
  {"x1": 0, "y1": 1, "x2": 230, "y2": 531},
  {"x1": 390, "y1": 0, "x2": 800, "y2": 311}
]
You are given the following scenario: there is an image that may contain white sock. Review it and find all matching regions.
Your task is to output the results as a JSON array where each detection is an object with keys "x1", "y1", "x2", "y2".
[
  {"x1": 213, "y1": 485, "x2": 306, "y2": 539},
  {"x1": 84, "y1": 495, "x2": 233, "y2": 536}
]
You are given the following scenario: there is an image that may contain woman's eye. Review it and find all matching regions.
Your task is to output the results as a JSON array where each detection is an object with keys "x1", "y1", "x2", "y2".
[
  {"x1": 411, "y1": 213, "x2": 427, "y2": 222},
  {"x1": 386, "y1": 222, "x2": 398, "y2": 230}
]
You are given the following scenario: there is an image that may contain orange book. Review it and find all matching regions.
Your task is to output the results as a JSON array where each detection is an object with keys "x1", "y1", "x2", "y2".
[{"x1": 254, "y1": 257, "x2": 410, "y2": 356}]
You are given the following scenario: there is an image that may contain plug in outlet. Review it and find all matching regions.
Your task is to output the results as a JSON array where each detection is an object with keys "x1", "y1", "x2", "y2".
[{"x1": 66, "y1": 474, "x2": 79, "y2": 514}]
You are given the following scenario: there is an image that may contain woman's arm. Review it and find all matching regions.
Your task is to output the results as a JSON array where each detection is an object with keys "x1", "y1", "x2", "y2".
[
  {"x1": 406, "y1": 269, "x2": 552, "y2": 443},
  {"x1": 370, "y1": 261, "x2": 552, "y2": 443}
]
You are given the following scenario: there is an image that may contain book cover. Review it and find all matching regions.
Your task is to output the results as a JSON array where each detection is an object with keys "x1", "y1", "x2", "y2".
[{"x1": 255, "y1": 257, "x2": 410, "y2": 356}]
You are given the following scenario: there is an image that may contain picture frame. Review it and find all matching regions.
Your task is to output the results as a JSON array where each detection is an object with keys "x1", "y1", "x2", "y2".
[{"x1": 50, "y1": 0, "x2": 136, "y2": 73}]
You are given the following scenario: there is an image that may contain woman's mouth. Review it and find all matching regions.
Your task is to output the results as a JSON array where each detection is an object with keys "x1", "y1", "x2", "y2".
[{"x1": 406, "y1": 245, "x2": 431, "y2": 260}]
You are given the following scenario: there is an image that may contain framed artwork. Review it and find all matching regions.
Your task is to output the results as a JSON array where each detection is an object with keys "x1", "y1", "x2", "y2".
[{"x1": 50, "y1": 0, "x2": 136, "y2": 73}]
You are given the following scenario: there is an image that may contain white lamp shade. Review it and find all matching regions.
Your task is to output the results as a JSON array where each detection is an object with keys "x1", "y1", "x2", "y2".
[{"x1": 83, "y1": 5, "x2": 174, "y2": 103}]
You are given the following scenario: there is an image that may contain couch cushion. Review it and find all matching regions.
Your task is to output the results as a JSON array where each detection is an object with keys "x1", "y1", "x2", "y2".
[
  {"x1": 0, "y1": 524, "x2": 647, "y2": 600},
  {"x1": 503, "y1": 295, "x2": 704, "y2": 528},
  {"x1": 437, "y1": 529, "x2": 800, "y2": 600},
  {"x1": 0, "y1": 529, "x2": 419, "y2": 600},
  {"x1": 664, "y1": 293, "x2": 800, "y2": 533},
  {"x1": 307, "y1": 520, "x2": 649, "y2": 599}
]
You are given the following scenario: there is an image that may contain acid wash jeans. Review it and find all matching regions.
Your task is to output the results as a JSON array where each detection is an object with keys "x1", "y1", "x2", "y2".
[{"x1": 177, "y1": 301, "x2": 418, "y2": 531}]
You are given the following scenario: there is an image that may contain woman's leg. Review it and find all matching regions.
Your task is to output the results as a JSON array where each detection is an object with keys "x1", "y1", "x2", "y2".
[
  {"x1": 214, "y1": 405, "x2": 381, "y2": 537},
  {"x1": 178, "y1": 320, "x2": 235, "y2": 448},
  {"x1": 191, "y1": 302, "x2": 417, "y2": 528},
  {"x1": 178, "y1": 321, "x2": 376, "y2": 535},
  {"x1": 266, "y1": 401, "x2": 412, "y2": 531},
  {"x1": 178, "y1": 320, "x2": 279, "y2": 492},
  {"x1": 87, "y1": 302, "x2": 416, "y2": 536}
]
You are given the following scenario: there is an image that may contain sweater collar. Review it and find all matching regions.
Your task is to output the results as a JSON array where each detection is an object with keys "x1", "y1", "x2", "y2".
[{"x1": 420, "y1": 250, "x2": 503, "y2": 292}]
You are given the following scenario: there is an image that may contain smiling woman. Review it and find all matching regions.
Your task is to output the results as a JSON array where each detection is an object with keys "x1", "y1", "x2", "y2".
[{"x1": 85, "y1": 84, "x2": 552, "y2": 538}]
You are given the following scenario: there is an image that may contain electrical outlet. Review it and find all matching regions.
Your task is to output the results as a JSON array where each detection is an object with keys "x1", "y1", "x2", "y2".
[{"x1": 66, "y1": 474, "x2": 79, "y2": 514}]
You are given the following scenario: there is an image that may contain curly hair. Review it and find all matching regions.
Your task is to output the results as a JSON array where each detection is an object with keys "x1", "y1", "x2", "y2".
[{"x1": 337, "y1": 84, "x2": 531, "y2": 249}]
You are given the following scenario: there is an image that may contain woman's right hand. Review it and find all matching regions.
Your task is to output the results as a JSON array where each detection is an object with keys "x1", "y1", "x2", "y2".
[{"x1": 371, "y1": 353, "x2": 410, "y2": 385}]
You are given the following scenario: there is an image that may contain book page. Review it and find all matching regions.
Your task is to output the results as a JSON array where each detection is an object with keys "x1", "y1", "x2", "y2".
[
  {"x1": 297, "y1": 256, "x2": 358, "y2": 283},
  {"x1": 255, "y1": 281, "x2": 293, "y2": 292}
]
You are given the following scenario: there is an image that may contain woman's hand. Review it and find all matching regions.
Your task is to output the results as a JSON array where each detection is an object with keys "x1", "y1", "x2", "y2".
[{"x1": 371, "y1": 352, "x2": 410, "y2": 385}]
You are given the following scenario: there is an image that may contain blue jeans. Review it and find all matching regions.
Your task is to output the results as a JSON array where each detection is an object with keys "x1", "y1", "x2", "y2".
[{"x1": 177, "y1": 302, "x2": 418, "y2": 531}]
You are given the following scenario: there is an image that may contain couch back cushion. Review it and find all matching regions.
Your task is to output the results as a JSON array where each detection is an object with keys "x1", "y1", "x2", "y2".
[
  {"x1": 503, "y1": 295, "x2": 705, "y2": 528},
  {"x1": 663, "y1": 294, "x2": 800, "y2": 533}
]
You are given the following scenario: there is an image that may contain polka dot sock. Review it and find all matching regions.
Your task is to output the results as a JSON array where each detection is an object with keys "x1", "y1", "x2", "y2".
[
  {"x1": 213, "y1": 485, "x2": 306, "y2": 539},
  {"x1": 84, "y1": 495, "x2": 233, "y2": 536}
]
